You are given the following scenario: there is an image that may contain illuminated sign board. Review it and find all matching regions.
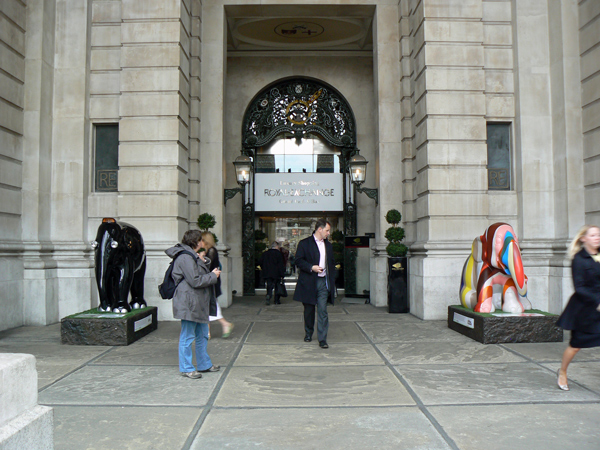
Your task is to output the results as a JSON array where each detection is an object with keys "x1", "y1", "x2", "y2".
[{"x1": 255, "y1": 173, "x2": 344, "y2": 212}]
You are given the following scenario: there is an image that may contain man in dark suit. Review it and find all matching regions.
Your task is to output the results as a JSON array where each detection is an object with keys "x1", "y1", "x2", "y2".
[
  {"x1": 293, "y1": 219, "x2": 336, "y2": 349},
  {"x1": 258, "y1": 242, "x2": 286, "y2": 305}
]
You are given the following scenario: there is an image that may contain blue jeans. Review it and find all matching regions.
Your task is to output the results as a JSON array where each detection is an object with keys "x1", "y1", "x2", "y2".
[{"x1": 179, "y1": 320, "x2": 212, "y2": 372}]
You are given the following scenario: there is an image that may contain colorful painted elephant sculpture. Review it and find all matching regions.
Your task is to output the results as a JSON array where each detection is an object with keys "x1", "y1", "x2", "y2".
[
  {"x1": 91, "y1": 218, "x2": 147, "y2": 313},
  {"x1": 460, "y1": 223, "x2": 532, "y2": 314}
]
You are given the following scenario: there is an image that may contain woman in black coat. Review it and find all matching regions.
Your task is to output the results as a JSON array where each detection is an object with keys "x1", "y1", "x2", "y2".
[
  {"x1": 556, "y1": 225, "x2": 600, "y2": 390},
  {"x1": 202, "y1": 232, "x2": 234, "y2": 338}
]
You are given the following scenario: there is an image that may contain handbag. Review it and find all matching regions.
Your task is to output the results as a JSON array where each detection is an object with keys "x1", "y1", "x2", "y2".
[{"x1": 276, "y1": 279, "x2": 288, "y2": 298}]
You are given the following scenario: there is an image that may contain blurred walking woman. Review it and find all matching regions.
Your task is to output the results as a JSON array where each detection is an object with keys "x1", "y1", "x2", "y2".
[
  {"x1": 202, "y1": 231, "x2": 234, "y2": 338},
  {"x1": 166, "y1": 230, "x2": 221, "y2": 379},
  {"x1": 556, "y1": 225, "x2": 600, "y2": 390}
]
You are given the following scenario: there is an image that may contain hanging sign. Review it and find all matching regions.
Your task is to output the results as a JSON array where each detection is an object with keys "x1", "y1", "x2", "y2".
[{"x1": 255, "y1": 173, "x2": 343, "y2": 212}]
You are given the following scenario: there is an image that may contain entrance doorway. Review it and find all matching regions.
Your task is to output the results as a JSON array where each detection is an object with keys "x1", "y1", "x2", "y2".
[
  {"x1": 237, "y1": 77, "x2": 363, "y2": 296},
  {"x1": 256, "y1": 215, "x2": 343, "y2": 291}
]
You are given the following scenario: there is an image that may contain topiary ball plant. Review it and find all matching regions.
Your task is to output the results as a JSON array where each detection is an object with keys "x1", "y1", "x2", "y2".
[
  {"x1": 197, "y1": 213, "x2": 216, "y2": 231},
  {"x1": 385, "y1": 209, "x2": 408, "y2": 257}
]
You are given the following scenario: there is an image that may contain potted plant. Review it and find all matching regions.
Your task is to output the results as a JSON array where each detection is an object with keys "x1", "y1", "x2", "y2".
[
  {"x1": 385, "y1": 209, "x2": 409, "y2": 313},
  {"x1": 330, "y1": 229, "x2": 345, "y2": 288},
  {"x1": 197, "y1": 213, "x2": 218, "y2": 245}
]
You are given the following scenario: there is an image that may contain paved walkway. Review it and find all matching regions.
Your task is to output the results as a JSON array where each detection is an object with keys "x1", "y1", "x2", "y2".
[{"x1": 1, "y1": 297, "x2": 600, "y2": 450}]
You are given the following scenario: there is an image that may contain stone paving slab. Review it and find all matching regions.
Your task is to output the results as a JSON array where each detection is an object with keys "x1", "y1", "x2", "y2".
[
  {"x1": 136, "y1": 320, "x2": 249, "y2": 343},
  {"x1": 542, "y1": 361, "x2": 600, "y2": 394},
  {"x1": 259, "y1": 305, "x2": 346, "y2": 315},
  {"x1": 502, "y1": 342, "x2": 600, "y2": 362},
  {"x1": 246, "y1": 321, "x2": 367, "y2": 344},
  {"x1": 215, "y1": 366, "x2": 415, "y2": 407},
  {"x1": 342, "y1": 303, "x2": 392, "y2": 312},
  {"x1": 358, "y1": 321, "x2": 472, "y2": 343},
  {"x1": 191, "y1": 407, "x2": 452, "y2": 450},
  {"x1": 0, "y1": 323, "x2": 61, "y2": 342},
  {"x1": 376, "y1": 341, "x2": 527, "y2": 365},
  {"x1": 39, "y1": 365, "x2": 223, "y2": 406},
  {"x1": 134, "y1": 320, "x2": 181, "y2": 343},
  {"x1": 91, "y1": 341, "x2": 238, "y2": 368},
  {"x1": 0, "y1": 341, "x2": 111, "y2": 389},
  {"x1": 235, "y1": 343, "x2": 384, "y2": 366},
  {"x1": 429, "y1": 403, "x2": 600, "y2": 450},
  {"x1": 53, "y1": 406, "x2": 201, "y2": 450},
  {"x1": 398, "y1": 362, "x2": 600, "y2": 405}
]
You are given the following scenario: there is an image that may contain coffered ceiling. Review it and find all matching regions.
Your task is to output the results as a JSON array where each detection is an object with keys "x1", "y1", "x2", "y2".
[{"x1": 225, "y1": 5, "x2": 375, "y2": 53}]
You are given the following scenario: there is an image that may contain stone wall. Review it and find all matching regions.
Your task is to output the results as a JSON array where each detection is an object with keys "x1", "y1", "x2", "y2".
[
  {"x1": 0, "y1": 0, "x2": 27, "y2": 331},
  {"x1": 579, "y1": 0, "x2": 600, "y2": 225}
]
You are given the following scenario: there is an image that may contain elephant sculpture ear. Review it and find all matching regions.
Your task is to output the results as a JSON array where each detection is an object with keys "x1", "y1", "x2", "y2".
[{"x1": 508, "y1": 242, "x2": 527, "y2": 296}]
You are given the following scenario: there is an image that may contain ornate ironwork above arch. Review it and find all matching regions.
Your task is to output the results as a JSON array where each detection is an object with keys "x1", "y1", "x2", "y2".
[{"x1": 242, "y1": 77, "x2": 357, "y2": 151}]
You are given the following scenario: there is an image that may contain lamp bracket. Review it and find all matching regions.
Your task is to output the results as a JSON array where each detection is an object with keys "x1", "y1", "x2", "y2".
[
  {"x1": 356, "y1": 185, "x2": 379, "y2": 206},
  {"x1": 224, "y1": 187, "x2": 244, "y2": 205}
]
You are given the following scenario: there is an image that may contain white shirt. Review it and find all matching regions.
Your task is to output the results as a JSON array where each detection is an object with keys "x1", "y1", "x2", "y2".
[{"x1": 314, "y1": 234, "x2": 326, "y2": 277}]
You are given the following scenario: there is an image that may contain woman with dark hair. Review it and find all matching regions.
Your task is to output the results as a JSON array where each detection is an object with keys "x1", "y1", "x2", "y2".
[
  {"x1": 201, "y1": 231, "x2": 234, "y2": 338},
  {"x1": 166, "y1": 230, "x2": 221, "y2": 379},
  {"x1": 556, "y1": 225, "x2": 600, "y2": 390}
]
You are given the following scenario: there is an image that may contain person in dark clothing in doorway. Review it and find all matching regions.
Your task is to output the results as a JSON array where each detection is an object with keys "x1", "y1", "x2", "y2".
[
  {"x1": 293, "y1": 219, "x2": 336, "y2": 349},
  {"x1": 258, "y1": 242, "x2": 286, "y2": 305}
]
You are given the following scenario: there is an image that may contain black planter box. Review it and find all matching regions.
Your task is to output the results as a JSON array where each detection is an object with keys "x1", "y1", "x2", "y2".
[
  {"x1": 61, "y1": 307, "x2": 158, "y2": 346},
  {"x1": 448, "y1": 305, "x2": 563, "y2": 344},
  {"x1": 388, "y1": 257, "x2": 409, "y2": 313}
]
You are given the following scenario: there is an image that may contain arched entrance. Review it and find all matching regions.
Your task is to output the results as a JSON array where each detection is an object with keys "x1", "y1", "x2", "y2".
[{"x1": 238, "y1": 77, "x2": 362, "y2": 295}]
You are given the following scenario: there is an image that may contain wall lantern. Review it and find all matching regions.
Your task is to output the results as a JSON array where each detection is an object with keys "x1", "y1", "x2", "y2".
[
  {"x1": 224, "y1": 155, "x2": 253, "y2": 205},
  {"x1": 348, "y1": 154, "x2": 378, "y2": 205}
]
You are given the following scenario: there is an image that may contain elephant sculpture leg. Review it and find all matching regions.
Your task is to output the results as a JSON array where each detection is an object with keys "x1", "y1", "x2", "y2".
[
  {"x1": 129, "y1": 256, "x2": 147, "y2": 310},
  {"x1": 112, "y1": 256, "x2": 135, "y2": 313}
]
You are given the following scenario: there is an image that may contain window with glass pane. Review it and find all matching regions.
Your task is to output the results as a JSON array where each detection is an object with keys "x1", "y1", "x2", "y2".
[
  {"x1": 487, "y1": 123, "x2": 511, "y2": 190},
  {"x1": 256, "y1": 134, "x2": 341, "y2": 173},
  {"x1": 94, "y1": 124, "x2": 118, "y2": 192}
]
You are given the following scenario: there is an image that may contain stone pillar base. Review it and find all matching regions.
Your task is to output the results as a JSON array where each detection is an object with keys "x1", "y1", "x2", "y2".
[
  {"x1": 0, "y1": 405, "x2": 53, "y2": 450},
  {"x1": 0, "y1": 354, "x2": 54, "y2": 449}
]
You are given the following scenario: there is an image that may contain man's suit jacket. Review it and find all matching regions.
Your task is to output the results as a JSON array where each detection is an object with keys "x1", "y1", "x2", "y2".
[{"x1": 293, "y1": 234, "x2": 335, "y2": 305}]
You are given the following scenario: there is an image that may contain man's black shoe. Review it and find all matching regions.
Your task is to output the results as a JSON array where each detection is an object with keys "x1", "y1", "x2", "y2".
[
  {"x1": 319, "y1": 341, "x2": 329, "y2": 349},
  {"x1": 304, "y1": 336, "x2": 312, "y2": 342}
]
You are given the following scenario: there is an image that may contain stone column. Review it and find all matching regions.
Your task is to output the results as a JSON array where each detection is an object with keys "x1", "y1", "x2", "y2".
[
  {"x1": 50, "y1": 0, "x2": 94, "y2": 319},
  {"x1": 410, "y1": 0, "x2": 488, "y2": 319},
  {"x1": 512, "y1": 0, "x2": 555, "y2": 241},
  {"x1": 119, "y1": 0, "x2": 193, "y2": 318},
  {"x1": 200, "y1": 3, "x2": 232, "y2": 307},
  {"x1": 547, "y1": 0, "x2": 585, "y2": 312},
  {"x1": 578, "y1": 0, "x2": 600, "y2": 225},
  {"x1": 22, "y1": 0, "x2": 58, "y2": 325},
  {"x1": 119, "y1": 0, "x2": 191, "y2": 241},
  {"x1": 0, "y1": 0, "x2": 29, "y2": 329},
  {"x1": 370, "y1": 3, "x2": 402, "y2": 308}
]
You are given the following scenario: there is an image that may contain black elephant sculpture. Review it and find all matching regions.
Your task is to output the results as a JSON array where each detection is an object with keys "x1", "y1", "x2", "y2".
[{"x1": 91, "y1": 218, "x2": 147, "y2": 313}]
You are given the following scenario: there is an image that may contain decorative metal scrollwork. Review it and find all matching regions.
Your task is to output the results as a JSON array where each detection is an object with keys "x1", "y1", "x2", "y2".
[{"x1": 242, "y1": 78, "x2": 357, "y2": 150}]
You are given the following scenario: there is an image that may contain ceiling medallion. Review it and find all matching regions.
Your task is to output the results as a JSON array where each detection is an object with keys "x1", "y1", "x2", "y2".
[{"x1": 274, "y1": 22, "x2": 324, "y2": 39}]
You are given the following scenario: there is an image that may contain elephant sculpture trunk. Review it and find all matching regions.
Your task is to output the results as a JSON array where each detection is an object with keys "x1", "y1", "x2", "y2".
[{"x1": 92, "y1": 218, "x2": 147, "y2": 313}]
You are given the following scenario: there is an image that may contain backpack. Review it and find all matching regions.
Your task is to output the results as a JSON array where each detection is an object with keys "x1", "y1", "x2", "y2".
[{"x1": 158, "y1": 250, "x2": 197, "y2": 299}]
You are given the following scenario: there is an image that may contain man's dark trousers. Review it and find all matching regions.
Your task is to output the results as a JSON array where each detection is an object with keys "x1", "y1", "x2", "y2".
[
  {"x1": 303, "y1": 277, "x2": 329, "y2": 342},
  {"x1": 265, "y1": 277, "x2": 280, "y2": 304}
]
